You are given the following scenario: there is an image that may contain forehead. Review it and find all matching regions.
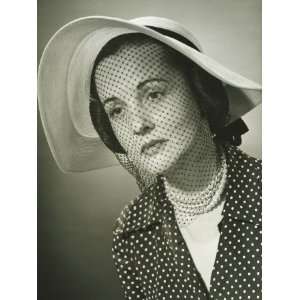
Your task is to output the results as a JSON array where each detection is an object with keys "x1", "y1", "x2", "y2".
[{"x1": 94, "y1": 39, "x2": 176, "y2": 100}]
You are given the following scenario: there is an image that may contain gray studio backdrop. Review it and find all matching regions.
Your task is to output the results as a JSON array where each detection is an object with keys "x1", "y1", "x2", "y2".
[{"x1": 38, "y1": 0, "x2": 261, "y2": 299}]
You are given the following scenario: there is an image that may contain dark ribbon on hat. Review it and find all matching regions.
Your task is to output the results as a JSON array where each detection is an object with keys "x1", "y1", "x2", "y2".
[{"x1": 215, "y1": 118, "x2": 249, "y2": 146}]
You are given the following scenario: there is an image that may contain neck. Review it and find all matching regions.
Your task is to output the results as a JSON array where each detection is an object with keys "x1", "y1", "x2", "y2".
[{"x1": 164, "y1": 133, "x2": 220, "y2": 194}]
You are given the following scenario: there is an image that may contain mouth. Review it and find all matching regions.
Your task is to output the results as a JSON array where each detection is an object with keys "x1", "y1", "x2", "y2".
[{"x1": 141, "y1": 139, "x2": 168, "y2": 156}]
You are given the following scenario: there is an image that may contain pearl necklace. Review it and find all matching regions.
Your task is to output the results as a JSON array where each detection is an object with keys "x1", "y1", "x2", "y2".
[{"x1": 163, "y1": 151, "x2": 227, "y2": 227}]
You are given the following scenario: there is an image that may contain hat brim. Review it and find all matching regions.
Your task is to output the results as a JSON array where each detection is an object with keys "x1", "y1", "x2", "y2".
[{"x1": 38, "y1": 16, "x2": 261, "y2": 173}]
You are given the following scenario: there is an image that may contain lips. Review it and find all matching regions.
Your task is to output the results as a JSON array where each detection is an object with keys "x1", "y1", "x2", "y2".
[{"x1": 141, "y1": 139, "x2": 167, "y2": 155}]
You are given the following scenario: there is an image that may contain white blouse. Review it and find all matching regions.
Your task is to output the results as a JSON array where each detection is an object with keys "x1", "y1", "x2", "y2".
[{"x1": 178, "y1": 200, "x2": 225, "y2": 290}]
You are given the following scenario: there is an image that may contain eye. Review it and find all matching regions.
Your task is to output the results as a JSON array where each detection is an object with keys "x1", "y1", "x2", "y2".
[
  {"x1": 109, "y1": 106, "x2": 123, "y2": 118},
  {"x1": 147, "y1": 91, "x2": 164, "y2": 102}
]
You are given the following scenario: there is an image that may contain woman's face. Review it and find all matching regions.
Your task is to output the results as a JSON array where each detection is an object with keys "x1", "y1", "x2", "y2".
[{"x1": 95, "y1": 39, "x2": 210, "y2": 175}]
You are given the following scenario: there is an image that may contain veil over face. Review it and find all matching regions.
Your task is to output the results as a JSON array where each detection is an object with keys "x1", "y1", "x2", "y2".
[{"x1": 94, "y1": 38, "x2": 214, "y2": 177}]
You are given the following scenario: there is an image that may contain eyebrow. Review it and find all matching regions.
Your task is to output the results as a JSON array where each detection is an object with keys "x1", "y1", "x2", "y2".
[
  {"x1": 137, "y1": 78, "x2": 168, "y2": 90},
  {"x1": 102, "y1": 78, "x2": 168, "y2": 106},
  {"x1": 103, "y1": 97, "x2": 119, "y2": 107}
]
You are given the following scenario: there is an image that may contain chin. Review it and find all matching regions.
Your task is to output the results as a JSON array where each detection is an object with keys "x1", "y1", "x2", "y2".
[
  {"x1": 137, "y1": 142, "x2": 187, "y2": 176},
  {"x1": 142, "y1": 155, "x2": 179, "y2": 176}
]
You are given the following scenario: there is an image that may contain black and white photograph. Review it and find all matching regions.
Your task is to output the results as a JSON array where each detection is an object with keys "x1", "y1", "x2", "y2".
[{"x1": 37, "y1": 1, "x2": 262, "y2": 299}]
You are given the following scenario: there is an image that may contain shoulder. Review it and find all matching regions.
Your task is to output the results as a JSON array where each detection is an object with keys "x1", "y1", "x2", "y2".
[
  {"x1": 112, "y1": 179, "x2": 163, "y2": 239},
  {"x1": 226, "y1": 144, "x2": 261, "y2": 173},
  {"x1": 112, "y1": 196, "x2": 139, "y2": 237},
  {"x1": 225, "y1": 145, "x2": 261, "y2": 189},
  {"x1": 223, "y1": 145, "x2": 262, "y2": 225}
]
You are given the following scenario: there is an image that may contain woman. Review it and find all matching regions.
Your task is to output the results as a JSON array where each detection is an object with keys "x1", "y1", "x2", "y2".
[{"x1": 38, "y1": 16, "x2": 261, "y2": 300}]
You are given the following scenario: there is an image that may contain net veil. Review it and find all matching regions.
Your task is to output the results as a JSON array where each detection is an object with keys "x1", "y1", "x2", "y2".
[
  {"x1": 93, "y1": 37, "x2": 228, "y2": 226},
  {"x1": 115, "y1": 153, "x2": 157, "y2": 190}
]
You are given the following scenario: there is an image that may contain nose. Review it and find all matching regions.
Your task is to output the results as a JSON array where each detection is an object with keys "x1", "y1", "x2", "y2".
[{"x1": 131, "y1": 109, "x2": 155, "y2": 136}]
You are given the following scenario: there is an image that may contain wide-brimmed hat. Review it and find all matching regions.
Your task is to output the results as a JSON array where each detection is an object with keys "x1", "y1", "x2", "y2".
[{"x1": 38, "y1": 16, "x2": 261, "y2": 173}]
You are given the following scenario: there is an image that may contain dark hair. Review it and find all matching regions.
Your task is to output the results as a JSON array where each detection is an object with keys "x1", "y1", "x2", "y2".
[{"x1": 89, "y1": 32, "x2": 247, "y2": 154}]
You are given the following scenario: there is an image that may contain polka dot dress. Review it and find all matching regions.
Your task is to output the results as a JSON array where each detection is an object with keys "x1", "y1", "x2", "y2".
[{"x1": 112, "y1": 145, "x2": 262, "y2": 300}]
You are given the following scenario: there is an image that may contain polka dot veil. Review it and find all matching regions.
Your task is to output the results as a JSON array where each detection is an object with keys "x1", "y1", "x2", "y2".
[{"x1": 93, "y1": 37, "x2": 227, "y2": 226}]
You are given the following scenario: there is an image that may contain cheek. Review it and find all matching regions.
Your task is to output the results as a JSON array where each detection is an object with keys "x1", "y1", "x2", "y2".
[
  {"x1": 111, "y1": 122, "x2": 132, "y2": 151},
  {"x1": 112, "y1": 120, "x2": 141, "y2": 159},
  {"x1": 155, "y1": 91, "x2": 200, "y2": 136}
]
